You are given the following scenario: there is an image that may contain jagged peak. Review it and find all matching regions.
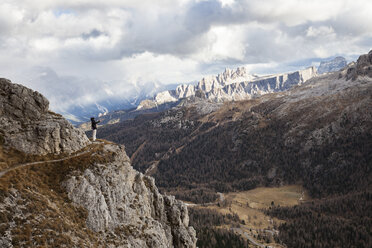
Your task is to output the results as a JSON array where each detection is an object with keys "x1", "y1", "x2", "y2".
[{"x1": 137, "y1": 66, "x2": 317, "y2": 111}]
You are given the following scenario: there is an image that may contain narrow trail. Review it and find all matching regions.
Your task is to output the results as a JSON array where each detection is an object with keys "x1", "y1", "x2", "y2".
[{"x1": 0, "y1": 150, "x2": 91, "y2": 179}]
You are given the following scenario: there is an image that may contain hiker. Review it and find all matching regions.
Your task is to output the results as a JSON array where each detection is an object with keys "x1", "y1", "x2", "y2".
[{"x1": 91, "y1": 117, "x2": 101, "y2": 141}]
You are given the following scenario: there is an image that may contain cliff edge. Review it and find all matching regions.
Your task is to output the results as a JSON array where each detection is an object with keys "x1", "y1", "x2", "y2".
[
  {"x1": 63, "y1": 143, "x2": 196, "y2": 247},
  {"x1": 0, "y1": 79, "x2": 196, "y2": 247}
]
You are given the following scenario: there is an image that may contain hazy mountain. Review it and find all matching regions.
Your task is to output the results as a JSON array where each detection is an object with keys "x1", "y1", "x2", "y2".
[
  {"x1": 63, "y1": 81, "x2": 179, "y2": 125},
  {"x1": 317, "y1": 56, "x2": 347, "y2": 74}
]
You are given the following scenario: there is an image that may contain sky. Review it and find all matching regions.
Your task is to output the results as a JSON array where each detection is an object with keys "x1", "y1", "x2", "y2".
[{"x1": 0, "y1": 0, "x2": 371, "y2": 114}]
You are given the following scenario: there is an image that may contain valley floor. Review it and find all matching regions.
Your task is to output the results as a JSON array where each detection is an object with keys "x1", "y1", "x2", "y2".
[{"x1": 190, "y1": 185, "x2": 307, "y2": 247}]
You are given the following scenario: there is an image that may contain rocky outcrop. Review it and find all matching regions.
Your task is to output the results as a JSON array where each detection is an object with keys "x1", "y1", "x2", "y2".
[
  {"x1": 63, "y1": 143, "x2": 196, "y2": 247},
  {"x1": 197, "y1": 67, "x2": 257, "y2": 93},
  {"x1": 318, "y1": 56, "x2": 347, "y2": 74},
  {"x1": 175, "y1": 84, "x2": 195, "y2": 99},
  {"x1": 136, "y1": 99, "x2": 157, "y2": 110},
  {"x1": 345, "y1": 50, "x2": 372, "y2": 80},
  {"x1": 0, "y1": 79, "x2": 197, "y2": 247},
  {"x1": 137, "y1": 66, "x2": 317, "y2": 110},
  {"x1": 0, "y1": 78, "x2": 90, "y2": 155}
]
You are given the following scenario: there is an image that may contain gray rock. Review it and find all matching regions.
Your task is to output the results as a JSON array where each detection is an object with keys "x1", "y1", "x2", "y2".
[
  {"x1": 0, "y1": 78, "x2": 90, "y2": 154},
  {"x1": 63, "y1": 144, "x2": 197, "y2": 247},
  {"x1": 345, "y1": 50, "x2": 372, "y2": 80}
]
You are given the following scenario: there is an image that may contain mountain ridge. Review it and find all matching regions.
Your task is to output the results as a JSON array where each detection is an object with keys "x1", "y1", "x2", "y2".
[
  {"x1": 138, "y1": 66, "x2": 317, "y2": 110},
  {"x1": 80, "y1": 66, "x2": 317, "y2": 130}
]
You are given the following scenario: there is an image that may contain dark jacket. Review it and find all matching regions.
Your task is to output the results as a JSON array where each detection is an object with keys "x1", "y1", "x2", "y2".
[{"x1": 91, "y1": 119, "x2": 100, "y2": 130}]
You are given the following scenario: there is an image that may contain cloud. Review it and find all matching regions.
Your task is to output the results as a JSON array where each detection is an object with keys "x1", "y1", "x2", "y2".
[
  {"x1": 0, "y1": 0, "x2": 371, "y2": 115},
  {"x1": 0, "y1": 3, "x2": 24, "y2": 35}
]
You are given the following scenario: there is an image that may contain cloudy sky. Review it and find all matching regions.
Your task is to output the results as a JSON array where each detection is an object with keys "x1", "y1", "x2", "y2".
[{"x1": 1, "y1": 0, "x2": 371, "y2": 114}]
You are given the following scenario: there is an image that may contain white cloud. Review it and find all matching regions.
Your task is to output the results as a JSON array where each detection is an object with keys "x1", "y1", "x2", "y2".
[
  {"x1": 306, "y1": 26, "x2": 335, "y2": 38},
  {"x1": 0, "y1": 0, "x2": 371, "y2": 115},
  {"x1": 0, "y1": 3, "x2": 24, "y2": 35},
  {"x1": 218, "y1": 0, "x2": 236, "y2": 6},
  {"x1": 31, "y1": 37, "x2": 61, "y2": 52},
  {"x1": 119, "y1": 52, "x2": 200, "y2": 85},
  {"x1": 202, "y1": 25, "x2": 246, "y2": 61},
  {"x1": 240, "y1": 0, "x2": 344, "y2": 25}
]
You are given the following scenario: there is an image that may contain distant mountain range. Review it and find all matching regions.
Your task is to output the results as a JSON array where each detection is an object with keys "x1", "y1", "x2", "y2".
[
  {"x1": 72, "y1": 56, "x2": 347, "y2": 126},
  {"x1": 137, "y1": 66, "x2": 317, "y2": 110},
  {"x1": 79, "y1": 66, "x2": 317, "y2": 129}
]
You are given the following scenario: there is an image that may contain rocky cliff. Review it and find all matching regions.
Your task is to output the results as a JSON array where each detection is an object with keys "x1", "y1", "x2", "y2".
[
  {"x1": 137, "y1": 66, "x2": 317, "y2": 110},
  {"x1": 0, "y1": 78, "x2": 90, "y2": 155},
  {"x1": 63, "y1": 143, "x2": 196, "y2": 247},
  {"x1": 344, "y1": 50, "x2": 372, "y2": 80},
  {"x1": 0, "y1": 79, "x2": 196, "y2": 247}
]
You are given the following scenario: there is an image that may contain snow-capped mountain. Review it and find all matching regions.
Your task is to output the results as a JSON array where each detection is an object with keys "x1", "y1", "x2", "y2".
[
  {"x1": 317, "y1": 56, "x2": 347, "y2": 74},
  {"x1": 137, "y1": 66, "x2": 317, "y2": 110}
]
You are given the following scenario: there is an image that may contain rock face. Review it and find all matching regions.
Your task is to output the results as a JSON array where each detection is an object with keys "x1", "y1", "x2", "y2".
[
  {"x1": 137, "y1": 66, "x2": 317, "y2": 110},
  {"x1": 318, "y1": 56, "x2": 347, "y2": 74},
  {"x1": 0, "y1": 78, "x2": 90, "y2": 154},
  {"x1": 345, "y1": 50, "x2": 372, "y2": 80},
  {"x1": 0, "y1": 78, "x2": 197, "y2": 247},
  {"x1": 63, "y1": 143, "x2": 196, "y2": 247}
]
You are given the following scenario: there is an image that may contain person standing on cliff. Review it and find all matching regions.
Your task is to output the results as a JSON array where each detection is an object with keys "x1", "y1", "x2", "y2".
[{"x1": 91, "y1": 117, "x2": 100, "y2": 141}]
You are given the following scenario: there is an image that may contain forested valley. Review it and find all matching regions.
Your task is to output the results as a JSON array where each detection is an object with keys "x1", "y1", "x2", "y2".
[{"x1": 98, "y1": 79, "x2": 372, "y2": 247}]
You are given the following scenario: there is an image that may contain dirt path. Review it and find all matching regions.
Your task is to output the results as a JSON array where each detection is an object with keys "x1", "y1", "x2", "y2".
[{"x1": 0, "y1": 150, "x2": 91, "y2": 179}]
